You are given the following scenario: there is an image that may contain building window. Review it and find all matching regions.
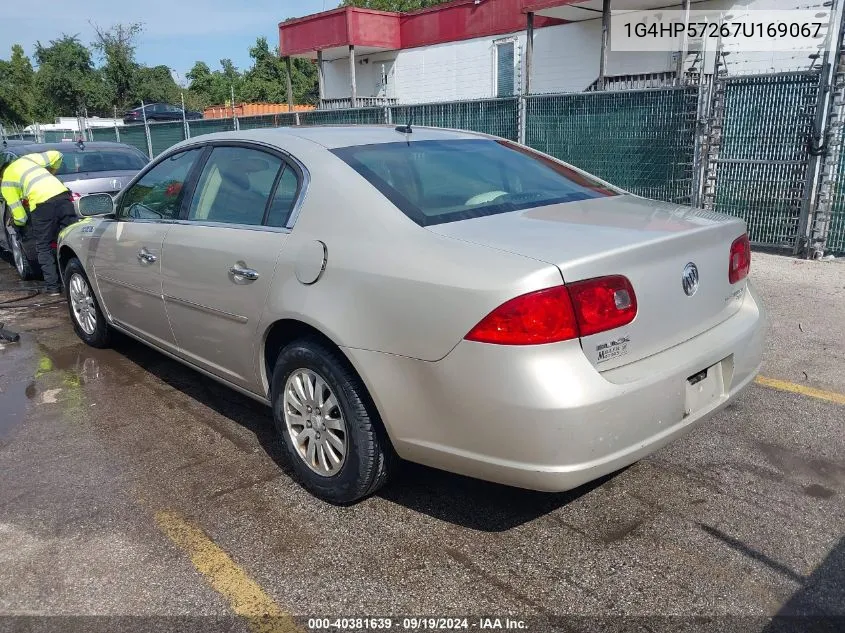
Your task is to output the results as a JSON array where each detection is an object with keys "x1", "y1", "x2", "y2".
[{"x1": 495, "y1": 41, "x2": 515, "y2": 97}]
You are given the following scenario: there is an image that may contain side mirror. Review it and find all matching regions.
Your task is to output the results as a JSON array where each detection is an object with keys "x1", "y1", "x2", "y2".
[{"x1": 77, "y1": 192, "x2": 115, "y2": 217}]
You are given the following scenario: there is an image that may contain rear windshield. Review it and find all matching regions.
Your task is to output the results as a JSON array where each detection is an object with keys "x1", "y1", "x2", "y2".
[
  {"x1": 57, "y1": 149, "x2": 148, "y2": 175},
  {"x1": 331, "y1": 139, "x2": 618, "y2": 226}
]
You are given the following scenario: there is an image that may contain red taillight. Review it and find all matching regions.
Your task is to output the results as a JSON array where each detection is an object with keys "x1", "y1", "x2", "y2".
[
  {"x1": 464, "y1": 275, "x2": 637, "y2": 346},
  {"x1": 729, "y1": 234, "x2": 751, "y2": 284},
  {"x1": 465, "y1": 286, "x2": 579, "y2": 345},
  {"x1": 71, "y1": 192, "x2": 81, "y2": 201},
  {"x1": 567, "y1": 275, "x2": 638, "y2": 337}
]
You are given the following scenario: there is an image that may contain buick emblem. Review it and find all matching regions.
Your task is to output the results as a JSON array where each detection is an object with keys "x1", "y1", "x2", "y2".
[{"x1": 682, "y1": 262, "x2": 699, "y2": 297}]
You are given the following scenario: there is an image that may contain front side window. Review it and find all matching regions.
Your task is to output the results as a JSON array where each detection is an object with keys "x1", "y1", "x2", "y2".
[
  {"x1": 117, "y1": 148, "x2": 201, "y2": 220},
  {"x1": 187, "y1": 146, "x2": 283, "y2": 226},
  {"x1": 332, "y1": 139, "x2": 618, "y2": 227}
]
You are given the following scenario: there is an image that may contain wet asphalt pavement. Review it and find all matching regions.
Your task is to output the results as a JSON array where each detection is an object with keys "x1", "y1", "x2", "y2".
[{"x1": 0, "y1": 251, "x2": 843, "y2": 633}]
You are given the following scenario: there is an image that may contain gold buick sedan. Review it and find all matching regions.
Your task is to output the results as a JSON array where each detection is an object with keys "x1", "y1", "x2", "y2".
[{"x1": 58, "y1": 125, "x2": 766, "y2": 504}]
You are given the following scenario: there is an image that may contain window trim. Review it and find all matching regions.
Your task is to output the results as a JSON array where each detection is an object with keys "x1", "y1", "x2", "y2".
[
  {"x1": 112, "y1": 139, "x2": 309, "y2": 231},
  {"x1": 493, "y1": 38, "x2": 517, "y2": 98},
  {"x1": 181, "y1": 144, "x2": 284, "y2": 228},
  {"x1": 177, "y1": 139, "x2": 310, "y2": 233},
  {"x1": 177, "y1": 140, "x2": 306, "y2": 231}
]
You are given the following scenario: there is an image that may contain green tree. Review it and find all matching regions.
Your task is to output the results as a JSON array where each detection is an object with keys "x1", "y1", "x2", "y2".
[
  {"x1": 0, "y1": 45, "x2": 36, "y2": 125},
  {"x1": 240, "y1": 37, "x2": 318, "y2": 105},
  {"x1": 91, "y1": 22, "x2": 144, "y2": 111},
  {"x1": 33, "y1": 35, "x2": 105, "y2": 118},
  {"x1": 186, "y1": 59, "x2": 243, "y2": 107},
  {"x1": 341, "y1": 0, "x2": 450, "y2": 10},
  {"x1": 132, "y1": 65, "x2": 181, "y2": 106}
]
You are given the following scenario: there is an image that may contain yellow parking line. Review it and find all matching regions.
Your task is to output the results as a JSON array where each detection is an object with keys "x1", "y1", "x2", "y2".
[
  {"x1": 155, "y1": 510, "x2": 302, "y2": 633},
  {"x1": 755, "y1": 376, "x2": 845, "y2": 405}
]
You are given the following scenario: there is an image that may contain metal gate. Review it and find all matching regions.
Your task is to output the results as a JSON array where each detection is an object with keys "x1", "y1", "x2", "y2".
[{"x1": 702, "y1": 71, "x2": 820, "y2": 250}]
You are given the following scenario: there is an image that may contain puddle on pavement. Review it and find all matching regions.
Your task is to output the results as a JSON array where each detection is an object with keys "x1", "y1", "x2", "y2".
[
  {"x1": 37, "y1": 344, "x2": 111, "y2": 386},
  {"x1": 0, "y1": 334, "x2": 36, "y2": 446}
]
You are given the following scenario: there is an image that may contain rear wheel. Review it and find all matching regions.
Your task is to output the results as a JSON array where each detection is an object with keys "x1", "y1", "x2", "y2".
[
  {"x1": 64, "y1": 257, "x2": 112, "y2": 348},
  {"x1": 270, "y1": 339, "x2": 394, "y2": 504}
]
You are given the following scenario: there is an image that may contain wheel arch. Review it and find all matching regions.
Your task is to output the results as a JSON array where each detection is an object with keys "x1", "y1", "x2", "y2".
[
  {"x1": 58, "y1": 245, "x2": 78, "y2": 282},
  {"x1": 261, "y1": 318, "x2": 395, "y2": 446}
]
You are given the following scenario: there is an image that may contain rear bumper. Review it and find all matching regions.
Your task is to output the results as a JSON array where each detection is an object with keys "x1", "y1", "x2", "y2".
[{"x1": 343, "y1": 280, "x2": 767, "y2": 492}]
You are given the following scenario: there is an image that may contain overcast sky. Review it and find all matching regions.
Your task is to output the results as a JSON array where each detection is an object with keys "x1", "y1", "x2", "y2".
[{"x1": 0, "y1": 0, "x2": 338, "y2": 84}]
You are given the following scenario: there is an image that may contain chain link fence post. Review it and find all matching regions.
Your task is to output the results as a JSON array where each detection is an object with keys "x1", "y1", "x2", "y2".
[
  {"x1": 518, "y1": 96, "x2": 527, "y2": 145},
  {"x1": 807, "y1": 0, "x2": 845, "y2": 257},
  {"x1": 113, "y1": 106, "x2": 121, "y2": 143},
  {"x1": 141, "y1": 100, "x2": 154, "y2": 159}
]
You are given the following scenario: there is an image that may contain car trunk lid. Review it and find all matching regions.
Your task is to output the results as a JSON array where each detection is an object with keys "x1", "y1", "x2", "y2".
[
  {"x1": 427, "y1": 194, "x2": 750, "y2": 371},
  {"x1": 59, "y1": 170, "x2": 138, "y2": 197}
]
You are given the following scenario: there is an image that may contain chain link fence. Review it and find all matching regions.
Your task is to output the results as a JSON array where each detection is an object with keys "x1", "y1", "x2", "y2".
[
  {"x1": 525, "y1": 87, "x2": 697, "y2": 203},
  {"x1": 11, "y1": 68, "x2": 845, "y2": 255},
  {"x1": 390, "y1": 98, "x2": 520, "y2": 141},
  {"x1": 703, "y1": 72, "x2": 820, "y2": 250}
]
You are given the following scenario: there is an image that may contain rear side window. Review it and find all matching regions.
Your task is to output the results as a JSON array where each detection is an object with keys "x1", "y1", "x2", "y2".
[
  {"x1": 265, "y1": 167, "x2": 299, "y2": 228},
  {"x1": 331, "y1": 139, "x2": 618, "y2": 226},
  {"x1": 187, "y1": 146, "x2": 283, "y2": 226},
  {"x1": 57, "y1": 149, "x2": 148, "y2": 175}
]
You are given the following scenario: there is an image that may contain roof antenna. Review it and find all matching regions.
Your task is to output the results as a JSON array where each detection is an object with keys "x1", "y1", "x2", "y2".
[{"x1": 395, "y1": 113, "x2": 414, "y2": 135}]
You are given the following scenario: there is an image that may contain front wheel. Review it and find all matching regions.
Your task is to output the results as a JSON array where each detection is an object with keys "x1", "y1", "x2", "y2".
[
  {"x1": 270, "y1": 339, "x2": 395, "y2": 504},
  {"x1": 64, "y1": 257, "x2": 112, "y2": 348}
]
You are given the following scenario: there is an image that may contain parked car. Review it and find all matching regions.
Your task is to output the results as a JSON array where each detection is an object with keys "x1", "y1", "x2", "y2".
[
  {"x1": 123, "y1": 103, "x2": 203, "y2": 124},
  {"x1": 60, "y1": 126, "x2": 767, "y2": 504},
  {"x1": 1, "y1": 140, "x2": 149, "y2": 280}
]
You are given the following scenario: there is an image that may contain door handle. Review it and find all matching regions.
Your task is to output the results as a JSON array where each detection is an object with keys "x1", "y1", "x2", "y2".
[
  {"x1": 137, "y1": 248, "x2": 157, "y2": 264},
  {"x1": 229, "y1": 264, "x2": 259, "y2": 281}
]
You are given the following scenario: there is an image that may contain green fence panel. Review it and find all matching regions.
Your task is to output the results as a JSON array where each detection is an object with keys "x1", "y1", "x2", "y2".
[
  {"x1": 238, "y1": 113, "x2": 298, "y2": 130},
  {"x1": 390, "y1": 98, "x2": 519, "y2": 141},
  {"x1": 710, "y1": 72, "x2": 817, "y2": 249},
  {"x1": 188, "y1": 118, "x2": 236, "y2": 139},
  {"x1": 42, "y1": 130, "x2": 76, "y2": 143},
  {"x1": 148, "y1": 121, "x2": 186, "y2": 157},
  {"x1": 824, "y1": 132, "x2": 845, "y2": 254},
  {"x1": 297, "y1": 107, "x2": 385, "y2": 126},
  {"x1": 91, "y1": 128, "x2": 120, "y2": 142},
  {"x1": 118, "y1": 125, "x2": 151, "y2": 156},
  {"x1": 525, "y1": 87, "x2": 697, "y2": 203}
]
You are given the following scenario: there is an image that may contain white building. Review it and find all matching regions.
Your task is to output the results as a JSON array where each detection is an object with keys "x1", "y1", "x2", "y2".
[{"x1": 279, "y1": 0, "x2": 831, "y2": 107}]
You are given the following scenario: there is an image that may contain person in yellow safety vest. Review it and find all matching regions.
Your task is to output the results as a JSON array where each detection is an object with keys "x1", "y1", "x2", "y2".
[
  {"x1": 19, "y1": 150, "x2": 64, "y2": 172},
  {"x1": 0, "y1": 151, "x2": 77, "y2": 296}
]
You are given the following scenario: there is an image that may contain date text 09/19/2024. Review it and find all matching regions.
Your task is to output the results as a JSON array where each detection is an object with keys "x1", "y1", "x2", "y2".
[{"x1": 307, "y1": 618, "x2": 528, "y2": 630}]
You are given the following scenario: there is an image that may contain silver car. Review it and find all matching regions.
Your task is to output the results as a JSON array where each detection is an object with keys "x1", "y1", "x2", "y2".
[
  {"x1": 58, "y1": 126, "x2": 767, "y2": 504},
  {"x1": 1, "y1": 140, "x2": 149, "y2": 280}
]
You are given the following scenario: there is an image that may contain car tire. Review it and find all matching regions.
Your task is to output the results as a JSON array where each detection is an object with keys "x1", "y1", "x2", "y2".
[
  {"x1": 3, "y1": 212, "x2": 38, "y2": 280},
  {"x1": 63, "y1": 257, "x2": 112, "y2": 349},
  {"x1": 270, "y1": 338, "x2": 395, "y2": 505}
]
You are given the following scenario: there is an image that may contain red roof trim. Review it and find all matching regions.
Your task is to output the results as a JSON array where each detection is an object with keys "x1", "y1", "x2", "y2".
[
  {"x1": 522, "y1": 0, "x2": 581, "y2": 12},
  {"x1": 279, "y1": 0, "x2": 567, "y2": 57},
  {"x1": 278, "y1": 7, "x2": 399, "y2": 29}
]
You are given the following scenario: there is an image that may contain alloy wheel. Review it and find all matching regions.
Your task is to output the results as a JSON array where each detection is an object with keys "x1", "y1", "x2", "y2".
[
  {"x1": 283, "y1": 368, "x2": 348, "y2": 476},
  {"x1": 69, "y1": 273, "x2": 97, "y2": 335}
]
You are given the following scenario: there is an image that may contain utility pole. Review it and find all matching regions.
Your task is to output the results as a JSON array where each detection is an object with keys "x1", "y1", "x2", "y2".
[{"x1": 231, "y1": 85, "x2": 239, "y2": 130}]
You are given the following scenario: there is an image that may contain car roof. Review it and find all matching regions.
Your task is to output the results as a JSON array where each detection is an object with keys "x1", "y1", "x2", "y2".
[
  {"x1": 6, "y1": 141, "x2": 146, "y2": 155},
  {"x1": 181, "y1": 124, "x2": 493, "y2": 151}
]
